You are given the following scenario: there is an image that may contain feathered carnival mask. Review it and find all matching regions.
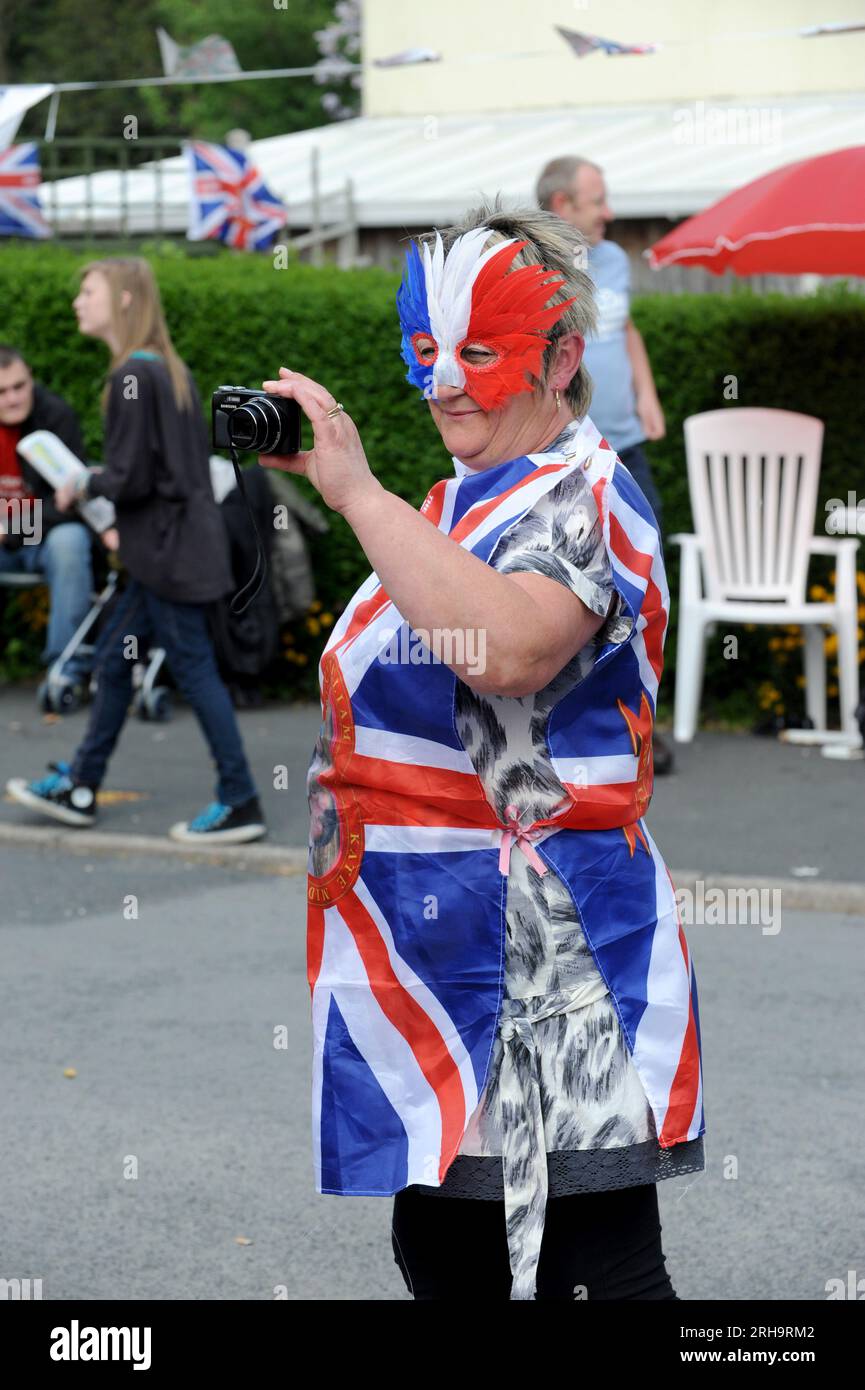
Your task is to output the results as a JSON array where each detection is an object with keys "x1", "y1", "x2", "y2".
[{"x1": 396, "y1": 224, "x2": 578, "y2": 411}]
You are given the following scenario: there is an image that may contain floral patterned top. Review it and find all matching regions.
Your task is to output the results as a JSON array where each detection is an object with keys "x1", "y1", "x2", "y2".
[{"x1": 404, "y1": 416, "x2": 705, "y2": 1297}]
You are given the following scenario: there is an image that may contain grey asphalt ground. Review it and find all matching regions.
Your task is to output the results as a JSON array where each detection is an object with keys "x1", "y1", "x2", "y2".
[
  {"x1": 1, "y1": 845, "x2": 863, "y2": 1301},
  {"x1": 1, "y1": 680, "x2": 864, "y2": 883},
  {"x1": 1, "y1": 681, "x2": 863, "y2": 1301}
]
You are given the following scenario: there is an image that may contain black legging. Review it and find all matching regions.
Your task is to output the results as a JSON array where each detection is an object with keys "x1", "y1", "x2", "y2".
[{"x1": 391, "y1": 1182, "x2": 679, "y2": 1300}]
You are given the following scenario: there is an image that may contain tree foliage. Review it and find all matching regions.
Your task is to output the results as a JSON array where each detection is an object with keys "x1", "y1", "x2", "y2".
[{"x1": 7, "y1": 0, "x2": 359, "y2": 149}]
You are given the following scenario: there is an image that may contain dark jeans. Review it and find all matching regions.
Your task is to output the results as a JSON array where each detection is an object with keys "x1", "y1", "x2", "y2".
[
  {"x1": 391, "y1": 1181, "x2": 679, "y2": 1300},
  {"x1": 618, "y1": 442, "x2": 664, "y2": 539},
  {"x1": 70, "y1": 578, "x2": 257, "y2": 807},
  {"x1": 0, "y1": 521, "x2": 94, "y2": 680}
]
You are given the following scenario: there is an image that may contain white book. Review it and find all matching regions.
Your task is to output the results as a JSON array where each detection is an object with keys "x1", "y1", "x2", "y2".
[{"x1": 17, "y1": 429, "x2": 116, "y2": 535}]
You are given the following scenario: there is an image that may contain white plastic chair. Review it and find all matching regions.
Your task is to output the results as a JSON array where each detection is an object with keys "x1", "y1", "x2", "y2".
[{"x1": 671, "y1": 407, "x2": 861, "y2": 741}]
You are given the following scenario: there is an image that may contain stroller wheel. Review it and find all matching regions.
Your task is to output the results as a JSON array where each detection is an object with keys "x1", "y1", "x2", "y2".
[
  {"x1": 56, "y1": 681, "x2": 83, "y2": 714},
  {"x1": 39, "y1": 679, "x2": 82, "y2": 714},
  {"x1": 145, "y1": 688, "x2": 172, "y2": 722}
]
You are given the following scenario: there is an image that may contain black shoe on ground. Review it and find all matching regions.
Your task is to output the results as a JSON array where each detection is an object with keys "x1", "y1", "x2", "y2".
[
  {"x1": 169, "y1": 795, "x2": 267, "y2": 844},
  {"x1": 6, "y1": 761, "x2": 98, "y2": 827},
  {"x1": 652, "y1": 732, "x2": 675, "y2": 776},
  {"x1": 228, "y1": 683, "x2": 264, "y2": 709}
]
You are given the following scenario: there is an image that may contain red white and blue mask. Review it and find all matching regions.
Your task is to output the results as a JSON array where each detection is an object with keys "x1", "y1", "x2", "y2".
[{"x1": 396, "y1": 225, "x2": 577, "y2": 411}]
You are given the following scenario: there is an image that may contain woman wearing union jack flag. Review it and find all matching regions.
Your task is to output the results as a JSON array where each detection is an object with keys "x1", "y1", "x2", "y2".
[{"x1": 261, "y1": 201, "x2": 705, "y2": 1302}]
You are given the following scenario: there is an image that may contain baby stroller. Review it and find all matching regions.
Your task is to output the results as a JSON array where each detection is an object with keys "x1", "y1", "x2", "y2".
[
  {"x1": 0, "y1": 548, "x2": 171, "y2": 719},
  {"x1": 17, "y1": 461, "x2": 279, "y2": 718}
]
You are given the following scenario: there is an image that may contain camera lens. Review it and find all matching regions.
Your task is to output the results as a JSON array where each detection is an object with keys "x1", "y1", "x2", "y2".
[{"x1": 227, "y1": 398, "x2": 282, "y2": 452}]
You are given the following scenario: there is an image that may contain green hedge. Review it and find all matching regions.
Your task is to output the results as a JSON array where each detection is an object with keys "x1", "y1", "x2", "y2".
[{"x1": 1, "y1": 244, "x2": 863, "y2": 721}]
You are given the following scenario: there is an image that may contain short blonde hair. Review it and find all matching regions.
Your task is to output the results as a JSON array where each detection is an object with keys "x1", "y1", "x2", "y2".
[{"x1": 417, "y1": 197, "x2": 597, "y2": 417}]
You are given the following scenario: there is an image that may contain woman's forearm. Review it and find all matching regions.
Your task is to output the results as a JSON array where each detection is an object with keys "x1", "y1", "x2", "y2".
[
  {"x1": 342, "y1": 478, "x2": 593, "y2": 695},
  {"x1": 625, "y1": 320, "x2": 657, "y2": 400},
  {"x1": 257, "y1": 368, "x2": 605, "y2": 694}
]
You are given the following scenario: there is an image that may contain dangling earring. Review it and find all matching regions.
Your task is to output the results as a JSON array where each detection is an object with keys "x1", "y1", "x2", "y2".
[{"x1": 555, "y1": 388, "x2": 561, "y2": 409}]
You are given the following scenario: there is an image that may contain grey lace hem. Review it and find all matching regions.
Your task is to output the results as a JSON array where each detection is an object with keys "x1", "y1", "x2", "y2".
[{"x1": 404, "y1": 1135, "x2": 705, "y2": 1200}]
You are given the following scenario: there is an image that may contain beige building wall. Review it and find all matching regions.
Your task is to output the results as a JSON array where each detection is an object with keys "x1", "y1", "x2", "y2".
[{"x1": 363, "y1": 0, "x2": 865, "y2": 116}]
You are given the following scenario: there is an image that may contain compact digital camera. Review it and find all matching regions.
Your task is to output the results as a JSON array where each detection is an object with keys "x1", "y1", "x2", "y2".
[{"x1": 211, "y1": 385, "x2": 302, "y2": 456}]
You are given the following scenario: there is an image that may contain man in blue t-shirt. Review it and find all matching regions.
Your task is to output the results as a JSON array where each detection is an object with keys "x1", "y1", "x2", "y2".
[
  {"x1": 536, "y1": 155, "x2": 666, "y2": 534},
  {"x1": 536, "y1": 156, "x2": 673, "y2": 773}
]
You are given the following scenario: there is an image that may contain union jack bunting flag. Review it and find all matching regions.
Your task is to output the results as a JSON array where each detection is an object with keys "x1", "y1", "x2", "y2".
[
  {"x1": 0, "y1": 143, "x2": 50, "y2": 240},
  {"x1": 184, "y1": 140, "x2": 287, "y2": 251},
  {"x1": 555, "y1": 25, "x2": 658, "y2": 57},
  {"x1": 306, "y1": 414, "x2": 704, "y2": 1196}
]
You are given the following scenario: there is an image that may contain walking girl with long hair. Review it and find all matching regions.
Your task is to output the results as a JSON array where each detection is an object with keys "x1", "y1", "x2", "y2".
[{"x1": 7, "y1": 257, "x2": 266, "y2": 843}]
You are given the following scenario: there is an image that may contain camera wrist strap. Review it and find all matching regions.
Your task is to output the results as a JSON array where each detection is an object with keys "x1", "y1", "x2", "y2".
[{"x1": 227, "y1": 443, "x2": 268, "y2": 615}]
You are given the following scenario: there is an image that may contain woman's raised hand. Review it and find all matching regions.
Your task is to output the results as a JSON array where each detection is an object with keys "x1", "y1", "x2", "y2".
[{"x1": 259, "y1": 367, "x2": 380, "y2": 517}]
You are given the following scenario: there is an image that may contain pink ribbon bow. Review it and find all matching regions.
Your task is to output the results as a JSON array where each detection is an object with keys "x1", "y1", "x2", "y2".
[{"x1": 498, "y1": 804, "x2": 548, "y2": 877}]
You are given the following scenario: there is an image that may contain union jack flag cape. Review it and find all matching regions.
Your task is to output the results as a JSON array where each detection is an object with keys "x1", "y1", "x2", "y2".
[
  {"x1": 0, "y1": 143, "x2": 50, "y2": 240},
  {"x1": 184, "y1": 140, "x2": 287, "y2": 251},
  {"x1": 306, "y1": 414, "x2": 704, "y2": 1195}
]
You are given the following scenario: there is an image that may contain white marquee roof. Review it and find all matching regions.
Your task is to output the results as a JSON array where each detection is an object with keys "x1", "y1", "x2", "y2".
[{"x1": 42, "y1": 91, "x2": 865, "y2": 235}]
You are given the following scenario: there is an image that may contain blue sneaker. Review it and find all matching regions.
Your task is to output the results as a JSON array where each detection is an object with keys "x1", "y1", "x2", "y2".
[
  {"x1": 6, "y1": 761, "x2": 97, "y2": 827},
  {"x1": 169, "y1": 795, "x2": 266, "y2": 845}
]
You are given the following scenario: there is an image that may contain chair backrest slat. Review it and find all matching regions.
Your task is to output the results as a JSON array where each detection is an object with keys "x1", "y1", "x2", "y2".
[
  {"x1": 708, "y1": 452, "x2": 736, "y2": 586},
  {"x1": 762, "y1": 450, "x2": 780, "y2": 588},
  {"x1": 746, "y1": 455, "x2": 762, "y2": 587},
  {"x1": 727, "y1": 452, "x2": 747, "y2": 587},
  {"x1": 775, "y1": 454, "x2": 800, "y2": 589},
  {"x1": 684, "y1": 408, "x2": 823, "y2": 603}
]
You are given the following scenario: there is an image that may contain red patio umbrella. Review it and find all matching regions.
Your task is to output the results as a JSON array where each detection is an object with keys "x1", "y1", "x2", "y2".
[{"x1": 646, "y1": 145, "x2": 865, "y2": 276}]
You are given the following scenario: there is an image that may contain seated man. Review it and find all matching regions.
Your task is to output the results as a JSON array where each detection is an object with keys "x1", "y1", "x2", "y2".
[{"x1": 0, "y1": 345, "x2": 97, "y2": 698}]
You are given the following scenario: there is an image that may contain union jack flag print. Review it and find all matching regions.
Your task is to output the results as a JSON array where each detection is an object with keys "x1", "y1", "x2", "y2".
[
  {"x1": 306, "y1": 414, "x2": 704, "y2": 1196},
  {"x1": 184, "y1": 140, "x2": 287, "y2": 251},
  {"x1": 0, "y1": 143, "x2": 50, "y2": 240}
]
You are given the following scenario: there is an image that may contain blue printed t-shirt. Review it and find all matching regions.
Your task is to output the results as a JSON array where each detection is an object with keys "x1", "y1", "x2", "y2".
[{"x1": 582, "y1": 239, "x2": 645, "y2": 454}]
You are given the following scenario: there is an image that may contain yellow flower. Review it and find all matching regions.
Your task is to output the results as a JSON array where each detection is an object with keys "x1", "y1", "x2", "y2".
[
  {"x1": 795, "y1": 675, "x2": 806, "y2": 687},
  {"x1": 827, "y1": 683, "x2": 839, "y2": 697},
  {"x1": 824, "y1": 633, "x2": 839, "y2": 656},
  {"x1": 306, "y1": 617, "x2": 321, "y2": 635},
  {"x1": 809, "y1": 585, "x2": 829, "y2": 601},
  {"x1": 15, "y1": 588, "x2": 49, "y2": 632},
  {"x1": 309, "y1": 600, "x2": 322, "y2": 613},
  {"x1": 321, "y1": 612, "x2": 334, "y2": 626}
]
